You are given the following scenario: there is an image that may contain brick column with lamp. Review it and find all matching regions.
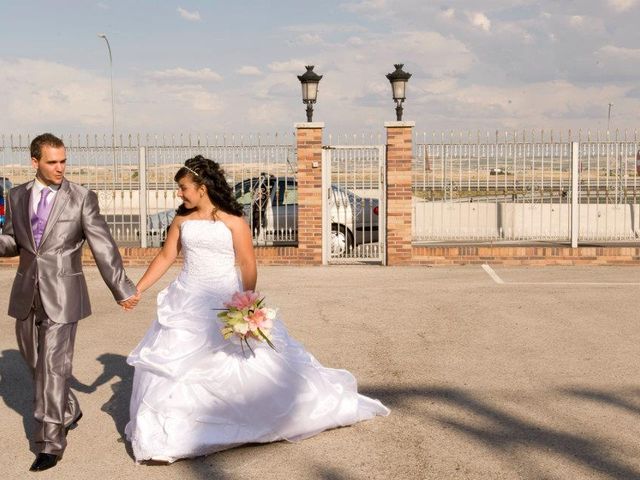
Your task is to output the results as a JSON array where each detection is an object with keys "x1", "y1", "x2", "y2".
[
  {"x1": 385, "y1": 121, "x2": 415, "y2": 265},
  {"x1": 295, "y1": 122, "x2": 324, "y2": 265}
]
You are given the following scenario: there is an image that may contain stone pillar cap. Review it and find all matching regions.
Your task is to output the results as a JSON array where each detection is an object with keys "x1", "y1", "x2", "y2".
[
  {"x1": 294, "y1": 122, "x2": 325, "y2": 128},
  {"x1": 384, "y1": 121, "x2": 415, "y2": 128}
]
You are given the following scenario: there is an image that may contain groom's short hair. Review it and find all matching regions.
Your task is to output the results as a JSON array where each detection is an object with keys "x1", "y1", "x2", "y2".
[{"x1": 30, "y1": 133, "x2": 65, "y2": 160}]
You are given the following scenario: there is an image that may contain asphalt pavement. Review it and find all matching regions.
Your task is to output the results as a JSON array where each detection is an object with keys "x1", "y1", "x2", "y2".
[{"x1": 0, "y1": 265, "x2": 639, "y2": 479}]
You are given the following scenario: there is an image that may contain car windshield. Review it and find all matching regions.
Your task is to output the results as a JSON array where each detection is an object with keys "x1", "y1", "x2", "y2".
[
  {"x1": 234, "y1": 176, "x2": 277, "y2": 206},
  {"x1": 332, "y1": 185, "x2": 360, "y2": 203},
  {"x1": 232, "y1": 178, "x2": 362, "y2": 207}
]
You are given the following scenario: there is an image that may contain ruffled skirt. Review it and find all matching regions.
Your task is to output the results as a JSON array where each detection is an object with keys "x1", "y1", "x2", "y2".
[{"x1": 125, "y1": 272, "x2": 389, "y2": 463}]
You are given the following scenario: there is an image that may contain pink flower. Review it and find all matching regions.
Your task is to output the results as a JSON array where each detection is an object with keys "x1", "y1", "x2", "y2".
[
  {"x1": 225, "y1": 290, "x2": 261, "y2": 310},
  {"x1": 218, "y1": 291, "x2": 277, "y2": 355},
  {"x1": 245, "y1": 309, "x2": 267, "y2": 332}
]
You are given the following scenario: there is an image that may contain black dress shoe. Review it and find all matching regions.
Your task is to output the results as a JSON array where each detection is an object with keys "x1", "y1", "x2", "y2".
[
  {"x1": 64, "y1": 412, "x2": 83, "y2": 436},
  {"x1": 29, "y1": 453, "x2": 59, "y2": 472}
]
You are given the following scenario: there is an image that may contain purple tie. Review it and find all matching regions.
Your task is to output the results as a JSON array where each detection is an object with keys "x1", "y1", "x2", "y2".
[{"x1": 31, "y1": 188, "x2": 53, "y2": 248}]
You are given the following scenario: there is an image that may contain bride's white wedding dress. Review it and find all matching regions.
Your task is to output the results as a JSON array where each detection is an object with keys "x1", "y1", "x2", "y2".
[{"x1": 125, "y1": 220, "x2": 389, "y2": 463}]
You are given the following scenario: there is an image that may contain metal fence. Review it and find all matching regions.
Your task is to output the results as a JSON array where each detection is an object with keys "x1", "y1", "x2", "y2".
[
  {"x1": 413, "y1": 130, "x2": 640, "y2": 244},
  {"x1": 0, "y1": 133, "x2": 297, "y2": 246},
  {"x1": 4, "y1": 129, "x2": 639, "y2": 249},
  {"x1": 322, "y1": 145, "x2": 385, "y2": 264}
]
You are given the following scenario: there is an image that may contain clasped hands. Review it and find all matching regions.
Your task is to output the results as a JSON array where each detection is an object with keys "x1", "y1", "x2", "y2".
[{"x1": 118, "y1": 289, "x2": 142, "y2": 311}]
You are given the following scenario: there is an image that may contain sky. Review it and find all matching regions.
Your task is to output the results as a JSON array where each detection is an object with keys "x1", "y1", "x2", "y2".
[{"x1": 0, "y1": 0, "x2": 639, "y2": 137}]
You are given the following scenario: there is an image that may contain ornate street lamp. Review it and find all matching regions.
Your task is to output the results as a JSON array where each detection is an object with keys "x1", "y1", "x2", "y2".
[
  {"x1": 386, "y1": 64, "x2": 411, "y2": 121},
  {"x1": 297, "y1": 65, "x2": 323, "y2": 122}
]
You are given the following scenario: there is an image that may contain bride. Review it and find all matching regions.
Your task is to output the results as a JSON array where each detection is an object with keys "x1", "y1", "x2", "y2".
[{"x1": 125, "y1": 155, "x2": 389, "y2": 463}]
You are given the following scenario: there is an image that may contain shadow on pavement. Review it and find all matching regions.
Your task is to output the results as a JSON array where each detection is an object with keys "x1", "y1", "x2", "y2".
[
  {"x1": 89, "y1": 353, "x2": 136, "y2": 460},
  {"x1": 313, "y1": 465, "x2": 353, "y2": 480},
  {"x1": 561, "y1": 387, "x2": 640, "y2": 416},
  {"x1": 361, "y1": 385, "x2": 640, "y2": 480},
  {"x1": 0, "y1": 349, "x2": 34, "y2": 451},
  {"x1": 91, "y1": 352, "x2": 233, "y2": 478}
]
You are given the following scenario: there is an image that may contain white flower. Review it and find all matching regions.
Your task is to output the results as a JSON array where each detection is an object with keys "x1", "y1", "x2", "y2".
[{"x1": 233, "y1": 322, "x2": 249, "y2": 335}]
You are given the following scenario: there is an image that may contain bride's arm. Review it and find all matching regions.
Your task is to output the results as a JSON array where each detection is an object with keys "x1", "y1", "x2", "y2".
[
  {"x1": 229, "y1": 216, "x2": 257, "y2": 291},
  {"x1": 136, "y1": 217, "x2": 183, "y2": 294}
]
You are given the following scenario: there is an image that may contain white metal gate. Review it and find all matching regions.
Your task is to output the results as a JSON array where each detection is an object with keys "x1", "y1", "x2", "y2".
[{"x1": 322, "y1": 145, "x2": 386, "y2": 264}]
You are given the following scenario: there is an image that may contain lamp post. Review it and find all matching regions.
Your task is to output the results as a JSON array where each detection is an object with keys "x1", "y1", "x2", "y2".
[
  {"x1": 98, "y1": 33, "x2": 117, "y2": 178},
  {"x1": 297, "y1": 65, "x2": 322, "y2": 122},
  {"x1": 386, "y1": 64, "x2": 411, "y2": 121}
]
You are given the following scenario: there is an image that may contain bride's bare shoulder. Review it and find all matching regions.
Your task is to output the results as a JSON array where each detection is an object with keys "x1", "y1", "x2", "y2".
[{"x1": 218, "y1": 212, "x2": 250, "y2": 233}]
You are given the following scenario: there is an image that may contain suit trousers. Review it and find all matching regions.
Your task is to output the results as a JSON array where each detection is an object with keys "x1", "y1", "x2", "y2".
[{"x1": 15, "y1": 288, "x2": 81, "y2": 456}]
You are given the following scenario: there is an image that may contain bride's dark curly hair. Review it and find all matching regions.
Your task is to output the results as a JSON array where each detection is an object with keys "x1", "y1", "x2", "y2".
[{"x1": 174, "y1": 155, "x2": 244, "y2": 217}]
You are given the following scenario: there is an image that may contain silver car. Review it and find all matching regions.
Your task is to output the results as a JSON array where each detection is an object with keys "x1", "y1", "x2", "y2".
[{"x1": 145, "y1": 175, "x2": 379, "y2": 255}]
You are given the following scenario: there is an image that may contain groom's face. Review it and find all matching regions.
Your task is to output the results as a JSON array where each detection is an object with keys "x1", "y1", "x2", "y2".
[{"x1": 32, "y1": 145, "x2": 67, "y2": 186}]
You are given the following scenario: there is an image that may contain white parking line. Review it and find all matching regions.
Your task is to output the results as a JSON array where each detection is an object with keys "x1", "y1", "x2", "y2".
[
  {"x1": 508, "y1": 282, "x2": 640, "y2": 286},
  {"x1": 480, "y1": 264, "x2": 640, "y2": 286},
  {"x1": 482, "y1": 264, "x2": 504, "y2": 284}
]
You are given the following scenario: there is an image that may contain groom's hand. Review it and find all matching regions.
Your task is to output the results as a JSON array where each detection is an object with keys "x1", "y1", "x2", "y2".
[{"x1": 118, "y1": 291, "x2": 141, "y2": 311}]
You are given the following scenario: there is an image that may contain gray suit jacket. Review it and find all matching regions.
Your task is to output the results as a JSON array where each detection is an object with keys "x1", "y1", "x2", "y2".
[{"x1": 0, "y1": 179, "x2": 136, "y2": 323}]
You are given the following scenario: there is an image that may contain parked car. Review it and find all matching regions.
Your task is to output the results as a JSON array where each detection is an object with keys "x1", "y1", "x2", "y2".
[
  {"x1": 234, "y1": 175, "x2": 379, "y2": 254},
  {"x1": 144, "y1": 175, "x2": 379, "y2": 255},
  {"x1": 0, "y1": 177, "x2": 13, "y2": 233}
]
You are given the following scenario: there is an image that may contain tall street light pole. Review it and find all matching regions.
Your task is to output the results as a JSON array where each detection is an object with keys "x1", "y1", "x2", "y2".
[
  {"x1": 98, "y1": 33, "x2": 117, "y2": 179},
  {"x1": 607, "y1": 102, "x2": 613, "y2": 132}
]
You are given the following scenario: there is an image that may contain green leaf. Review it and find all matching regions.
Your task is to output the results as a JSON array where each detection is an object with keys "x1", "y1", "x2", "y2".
[{"x1": 257, "y1": 328, "x2": 277, "y2": 351}]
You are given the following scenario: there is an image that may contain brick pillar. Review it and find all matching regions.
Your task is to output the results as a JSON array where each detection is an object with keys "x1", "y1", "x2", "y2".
[
  {"x1": 295, "y1": 122, "x2": 324, "y2": 265},
  {"x1": 385, "y1": 121, "x2": 415, "y2": 265}
]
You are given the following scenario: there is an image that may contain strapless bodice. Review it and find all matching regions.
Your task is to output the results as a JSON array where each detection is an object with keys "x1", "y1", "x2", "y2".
[{"x1": 179, "y1": 220, "x2": 237, "y2": 287}]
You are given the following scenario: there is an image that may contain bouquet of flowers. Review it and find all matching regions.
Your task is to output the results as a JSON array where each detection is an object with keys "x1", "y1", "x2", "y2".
[{"x1": 218, "y1": 290, "x2": 277, "y2": 357}]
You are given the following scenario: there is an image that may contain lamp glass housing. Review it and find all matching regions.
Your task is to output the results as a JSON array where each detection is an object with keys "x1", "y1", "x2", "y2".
[
  {"x1": 301, "y1": 81, "x2": 319, "y2": 102},
  {"x1": 391, "y1": 79, "x2": 406, "y2": 101}
]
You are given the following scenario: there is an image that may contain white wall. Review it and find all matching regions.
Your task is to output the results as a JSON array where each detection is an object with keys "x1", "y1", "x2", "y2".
[{"x1": 413, "y1": 199, "x2": 640, "y2": 241}]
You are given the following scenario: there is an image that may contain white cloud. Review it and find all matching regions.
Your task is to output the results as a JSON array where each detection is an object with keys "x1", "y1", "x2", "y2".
[
  {"x1": 0, "y1": 58, "x2": 229, "y2": 132},
  {"x1": 569, "y1": 15, "x2": 584, "y2": 27},
  {"x1": 592, "y1": 45, "x2": 640, "y2": 80},
  {"x1": 411, "y1": 79, "x2": 632, "y2": 131},
  {"x1": 177, "y1": 7, "x2": 201, "y2": 22},
  {"x1": 468, "y1": 12, "x2": 491, "y2": 32},
  {"x1": 268, "y1": 59, "x2": 307, "y2": 73},
  {"x1": 237, "y1": 66, "x2": 262, "y2": 76},
  {"x1": 596, "y1": 44, "x2": 640, "y2": 60},
  {"x1": 96, "y1": 2, "x2": 109, "y2": 10},
  {"x1": 0, "y1": 58, "x2": 112, "y2": 129},
  {"x1": 298, "y1": 33, "x2": 323, "y2": 45},
  {"x1": 284, "y1": 23, "x2": 366, "y2": 34},
  {"x1": 440, "y1": 8, "x2": 455, "y2": 20},
  {"x1": 149, "y1": 67, "x2": 222, "y2": 82},
  {"x1": 4, "y1": 1, "x2": 640, "y2": 134},
  {"x1": 340, "y1": 0, "x2": 387, "y2": 14},
  {"x1": 170, "y1": 88, "x2": 221, "y2": 112},
  {"x1": 608, "y1": 0, "x2": 638, "y2": 12}
]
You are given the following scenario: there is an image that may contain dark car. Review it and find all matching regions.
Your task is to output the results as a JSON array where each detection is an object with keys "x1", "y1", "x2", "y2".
[
  {"x1": 145, "y1": 175, "x2": 379, "y2": 255},
  {"x1": 0, "y1": 177, "x2": 13, "y2": 232}
]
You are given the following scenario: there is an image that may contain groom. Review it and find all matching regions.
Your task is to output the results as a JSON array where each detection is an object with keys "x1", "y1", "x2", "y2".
[{"x1": 0, "y1": 133, "x2": 139, "y2": 472}]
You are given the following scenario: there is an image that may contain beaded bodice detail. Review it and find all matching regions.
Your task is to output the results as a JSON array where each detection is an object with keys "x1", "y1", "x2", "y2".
[{"x1": 179, "y1": 220, "x2": 236, "y2": 284}]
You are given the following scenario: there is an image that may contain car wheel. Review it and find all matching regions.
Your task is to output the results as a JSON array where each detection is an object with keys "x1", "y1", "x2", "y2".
[{"x1": 331, "y1": 224, "x2": 353, "y2": 256}]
